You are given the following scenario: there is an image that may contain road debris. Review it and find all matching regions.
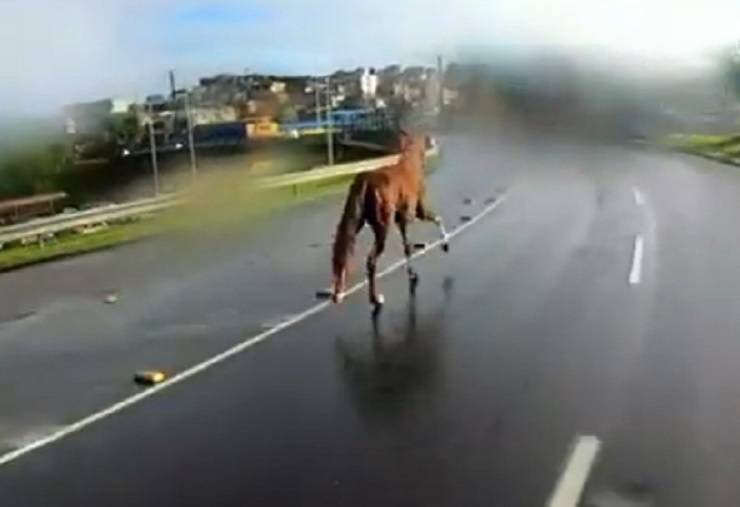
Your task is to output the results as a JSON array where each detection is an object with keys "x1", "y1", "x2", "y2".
[
  {"x1": 133, "y1": 371, "x2": 167, "y2": 386},
  {"x1": 315, "y1": 289, "x2": 334, "y2": 300}
]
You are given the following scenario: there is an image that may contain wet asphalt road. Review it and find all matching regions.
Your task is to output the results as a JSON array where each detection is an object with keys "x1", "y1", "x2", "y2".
[{"x1": 4, "y1": 135, "x2": 740, "y2": 505}]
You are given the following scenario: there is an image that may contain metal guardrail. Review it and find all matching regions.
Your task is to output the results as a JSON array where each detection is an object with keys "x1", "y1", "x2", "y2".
[
  {"x1": 259, "y1": 155, "x2": 400, "y2": 189},
  {"x1": 259, "y1": 144, "x2": 438, "y2": 190},
  {"x1": 0, "y1": 194, "x2": 177, "y2": 235},
  {"x1": 337, "y1": 139, "x2": 391, "y2": 153},
  {"x1": 0, "y1": 144, "x2": 439, "y2": 247},
  {"x1": 0, "y1": 195, "x2": 182, "y2": 246}
]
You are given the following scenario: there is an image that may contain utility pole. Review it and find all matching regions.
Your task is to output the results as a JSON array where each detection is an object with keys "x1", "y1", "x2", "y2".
[
  {"x1": 437, "y1": 55, "x2": 444, "y2": 112},
  {"x1": 325, "y1": 77, "x2": 334, "y2": 165},
  {"x1": 169, "y1": 70, "x2": 177, "y2": 101},
  {"x1": 315, "y1": 81, "x2": 321, "y2": 126},
  {"x1": 171, "y1": 69, "x2": 198, "y2": 183},
  {"x1": 147, "y1": 104, "x2": 160, "y2": 196},
  {"x1": 182, "y1": 90, "x2": 198, "y2": 182}
]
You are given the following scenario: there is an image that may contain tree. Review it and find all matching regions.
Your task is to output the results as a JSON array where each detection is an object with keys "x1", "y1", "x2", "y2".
[{"x1": 0, "y1": 143, "x2": 68, "y2": 198}]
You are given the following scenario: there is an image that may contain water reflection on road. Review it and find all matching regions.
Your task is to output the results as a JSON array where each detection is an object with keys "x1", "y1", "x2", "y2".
[{"x1": 334, "y1": 277, "x2": 455, "y2": 424}]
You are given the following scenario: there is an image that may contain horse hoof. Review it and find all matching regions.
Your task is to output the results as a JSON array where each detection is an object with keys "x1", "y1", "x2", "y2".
[
  {"x1": 371, "y1": 304, "x2": 383, "y2": 319},
  {"x1": 333, "y1": 292, "x2": 345, "y2": 304},
  {"x1": 372, "y1": 294, "x2": 385, "y2": 306},
  {"x1": 442, "y1": 243, "x2": 450, "y2": 253}
]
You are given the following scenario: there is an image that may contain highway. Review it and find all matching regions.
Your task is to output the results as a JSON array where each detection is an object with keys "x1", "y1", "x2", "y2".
[{"x1": 2, "y1": 134, "x2": 740, "y2": 506}]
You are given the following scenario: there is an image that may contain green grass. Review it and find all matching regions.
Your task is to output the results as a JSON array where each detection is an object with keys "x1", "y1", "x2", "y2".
[
  {"x1": 685, "y1": 135, "x2": 734, "y2": 148},
  {"x1": 721, "y1": 144, "x2": 740, "y2": 157},
  {"x1": 664, "y1": 133, "x2": 740, "y2": 161},
  {"x1": 0, "y1": 221, "x2": 160, "y2": 272}
]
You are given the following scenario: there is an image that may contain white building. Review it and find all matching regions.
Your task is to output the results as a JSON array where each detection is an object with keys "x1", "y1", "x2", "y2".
[
  {"x1": 360, "y1": 68, "x2": 378, "y2": 100},
  {"x1": 110, "y1": 98, "x2": 135, "y2": 114}
]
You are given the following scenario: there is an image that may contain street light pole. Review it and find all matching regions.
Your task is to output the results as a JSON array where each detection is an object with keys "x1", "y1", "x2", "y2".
[
  {"x1": 325, "y1": 77, "x2": 334, "y2": 166},
  {"x1": 183, "y1": 91, "x2": 198, "y2": 182},
  {"x1": 147, "y1": 104, "x2": 160, "y2": 196},
  {"x1": 171, "y1": 67, "x2": 198, "y2": 183}
]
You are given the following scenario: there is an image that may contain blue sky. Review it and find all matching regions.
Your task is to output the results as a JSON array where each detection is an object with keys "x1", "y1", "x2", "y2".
[
  {"x1": 1, "y1": 0, "x2": 739, "y2": 116},
  {"x1": 173, "y1": 4, "x2": 273, "y2": 25}
]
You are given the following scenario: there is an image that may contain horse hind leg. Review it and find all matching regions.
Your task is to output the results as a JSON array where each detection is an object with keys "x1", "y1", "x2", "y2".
[
  {"x1": 397, "y1": 217, "x2": 419, "y2": 292},
  {"x1": 366, "y1": 224, "x2": 388, "y2": 307},
  {"x1": 416, "y1": 199, "x2": 450, "y2": 252}
]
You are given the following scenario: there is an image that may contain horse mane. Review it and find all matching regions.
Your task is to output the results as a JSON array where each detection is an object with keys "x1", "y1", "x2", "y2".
[{"x1": 398, "y1": 131, "x2": 426, "y2": 169}]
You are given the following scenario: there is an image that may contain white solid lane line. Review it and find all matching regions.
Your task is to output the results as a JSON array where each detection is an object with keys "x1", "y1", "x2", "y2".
[
  {"x1": 0, "y1": 192, "x2": 509, "y2": 469},
  {"x1": 546, "y1": 435, "x2": 602, "y2": 507},
  {"x1": 632, "y1": 186, "x2": 645, "y2": 206},
  {"x1": 628, "y1": 234, "x2": 644, "y2": 285}
]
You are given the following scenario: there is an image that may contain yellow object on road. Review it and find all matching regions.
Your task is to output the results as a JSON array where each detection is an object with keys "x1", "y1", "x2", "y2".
[{"x1": 134, "y1": 371, "x2": 167, "y2": 386}]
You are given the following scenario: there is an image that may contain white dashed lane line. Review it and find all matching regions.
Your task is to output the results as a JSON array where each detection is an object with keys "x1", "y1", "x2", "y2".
[
  {"x1": 632, "y1": 186, "x2": 645, "y2": 206},
  {"x1": 628, "y1": 234, "x2": 644, "y2": 286},
  {"x1": 546, "y1": 435, "x2": 602, "y2": 507}
]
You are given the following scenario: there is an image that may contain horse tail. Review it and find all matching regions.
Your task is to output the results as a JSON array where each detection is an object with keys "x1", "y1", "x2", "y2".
[{"x1": 332, "y1": 175, "x2": 368, "y2": 280}]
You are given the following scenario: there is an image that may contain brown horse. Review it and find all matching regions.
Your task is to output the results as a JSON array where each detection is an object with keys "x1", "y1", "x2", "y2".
[{"x1": 331, "y1": 132, "x2": 449, "y2": 307}]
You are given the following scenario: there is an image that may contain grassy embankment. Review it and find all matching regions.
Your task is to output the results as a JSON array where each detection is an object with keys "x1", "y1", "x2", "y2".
[
  {"x1": 0, "y1": 171, "x2": 353, "y2": 272},
  {"x1": 664, "y1": 133, "x2": 740, "y2": 162},
  {"x1": 0, "y1": 152, "x2": 440, "y2": 272}
]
